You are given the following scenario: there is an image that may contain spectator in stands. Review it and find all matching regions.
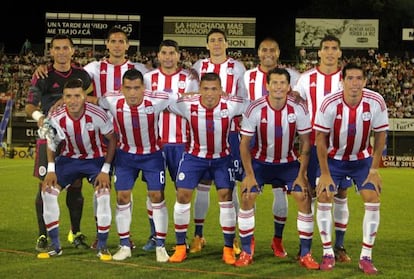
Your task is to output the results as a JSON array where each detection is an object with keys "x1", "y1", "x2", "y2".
[{"x1": 20, "y1": 39, "x2": 32, "y2": 56}]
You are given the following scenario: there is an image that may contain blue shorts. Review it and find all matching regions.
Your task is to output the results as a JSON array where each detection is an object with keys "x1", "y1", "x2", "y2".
[
  {"x1": 309, "y1": 146, "x2": 353, "y2": 189},
  {"x1": 162, "y1": 143, "x2": 186, "y2": 181},
  {"x1": 324, "y1": 157, "x2": 374, "y2": 191},
  {"x1": 114, "y1": 149, "x2": 166, "y2": 191},
  {"x1": 176, "y1": 153, "x2": 235, "y2": 190},
  {"x1": 228, "y1": 131, "x2": 243, "y2": 181},
  {"x1": 55, "y1": 156, "x2": 105, "y2": 189},
  {"x1": 251, "y1": 160, "x2": 301, "y2": 193}
]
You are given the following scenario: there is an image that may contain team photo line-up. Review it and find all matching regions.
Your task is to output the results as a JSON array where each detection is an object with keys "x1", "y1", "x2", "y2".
[{"x1": 25, "y1": 26, "x2": 387, "y2": 275}]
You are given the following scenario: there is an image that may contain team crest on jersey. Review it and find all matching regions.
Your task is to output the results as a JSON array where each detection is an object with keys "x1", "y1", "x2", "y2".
[
  {"x1": 145, "y1": 106, "x2": 154, "y2": 114},
  {"x1": 178, "y1": 81, "x2": 186, "y2": 90},
  {"x1": 287, "y1": 113, "x2": 297, "y2": 123},
  {"x1": 220, "y1": 109, "x2": 229, "y2": 118},
  {"x1": 178, "y1": 172, "x2": 185, "y2": 181},
  {"x1": 86, "y1": 122, "x2": 94, "y2": 131},
  {"x1": 362, "y1": 112, "x2": 372, "y2": 121}
]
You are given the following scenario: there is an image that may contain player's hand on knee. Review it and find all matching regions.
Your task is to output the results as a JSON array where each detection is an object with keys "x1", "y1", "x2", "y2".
[
  {"x1": 94, "y1": 173, "x2": 111, "y2": 190},
  {"x1": 316, "y1": 174, "x2": 335, "y2": 198}
]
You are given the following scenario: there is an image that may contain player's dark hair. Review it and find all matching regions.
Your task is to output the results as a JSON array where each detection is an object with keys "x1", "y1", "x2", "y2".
[
  {"x1": 200, "y1": 72, "x2": 221, "y2": 85},
  {"x1": 50, "y1": 34, "x2": 74, "y2": 48},
  {"x1": 206, "y1": 28, "x2": 227, "y2": 43},
  {"x1": 64, "y1": 78, "x2": 83, "y2": 90},
  {"x1": 342, "y1": 63, "x2": 366, "y2": 79},
  {"x1": 107, "y1": 26, "x2": 128, "y2": 42},
  {"x1": 266, "y1": 68, "x2": 291, "y2": 84},
  {"x1": 258, "y1": 37, "x2": 280, "y2": 51},
  {"x1": 159, "y1": 39, "x2": 179, "y2": 52},
  {"x1": 122, "y1": 68, "x2": 144, "y2": 83},
  {"x1": 319, "y1": 35, "x2": 341, "y2": 48}
]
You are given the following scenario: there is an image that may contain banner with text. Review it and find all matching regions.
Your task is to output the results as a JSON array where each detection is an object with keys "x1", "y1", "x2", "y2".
[
  {"x1": 382, "y1": 155, "x2": 414, "y2": 168},
  {"x1": 402, "y1": 28, "x2": 414, "y2": 41},
  {"x1": 163, "y1": 16, "x2": 256, "y2": 49},
  {"x1": 295, "y1": 18, "x2": 379, "y2": 49},
  {"x1": 45, "y1": 13, "x2": 141, "y2": 47},
  {"x1": 389, "y1": 118, "x2": 414, "y2": 131}
]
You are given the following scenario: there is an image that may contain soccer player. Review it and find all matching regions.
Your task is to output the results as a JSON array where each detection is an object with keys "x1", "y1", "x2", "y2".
[
  {"x1": 168, "y1": 72, "x2": 249, "y2": 264},
  {"x1": 25, "y1": 34, "x2": 93, "y2": 252},
  {"x1": 36, "y1": 26, "x2": 149, "y2": 97},
  {"x1": 235, "y1": 68, "x2": 319, "y2": 269},
  {"x1": 190, "y1": 28, "x2": 247, "y2": 254},
  {"x1": 93, "y1": 68, "x2": 176, "y2": 262},
  {"x1": 314, "y1": 63, "x2": 388, "y2": 274},
  {"x1": 39, "y1": 78, "x2": 116, "y2": 260},
  {"x1": 293, "y1": 34, "x2": 353, "y2": 263},
  {"x1": 83, "y1": 26, "x2": 149, "y2": 98},
  {"x1": 141, "y1": 39, "x2": 199, "y2": 251},
  {"x1": 84, "y1": 26, "x2": 149, "y2": 250},
  {"x1": 35, "y1": 26, "x2": 149, "y2": 248},
  {"x1": 243, "y1": 37, "x2": 301, "y2": 258}
]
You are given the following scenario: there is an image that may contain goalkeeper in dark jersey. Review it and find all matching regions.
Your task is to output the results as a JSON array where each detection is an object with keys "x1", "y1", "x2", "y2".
[{"x1": 25, "y1": 34, "x2": 93, "y2": 252}]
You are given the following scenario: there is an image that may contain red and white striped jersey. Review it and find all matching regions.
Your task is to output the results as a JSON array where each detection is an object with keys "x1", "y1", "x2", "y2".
[
  {"x1": 192, "y1": 57, "x2": 246, "y2": 97},
  {"x1": 168, "y1": 95, "x2": 249, "y2": 159},
  {"x1": 84, "y1": 59, "x2": 148, "y2": 97},
  {"x1": 99, "y1": 90, "x2": 177, "y2": 155},
  {"x1": 49, "y1": 103, "x2": 113, "y2": 159},
  {"x1": 144, "y1": 68, "x2": 199, "y2": 144},
  {"x1": 241, "y1": 95, "x2": 311, "y2": 163},
  {"x1": 314, "y1": 89, "x2": 389, "y2": 161},
  {"x1": 293, "y1": 66, "x2": 343, "y2": 144},
  {"x1": 192, "y1": 57, "x2": 247, "y2": 132},
  {"x1": 244, "y1": 65, "x2": 300, "y2": 101}
]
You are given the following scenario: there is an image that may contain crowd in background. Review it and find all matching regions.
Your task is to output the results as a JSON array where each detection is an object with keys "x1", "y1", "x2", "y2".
[{"x1": 1, "y1": 47, "x2": 413, "y2": 118}]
